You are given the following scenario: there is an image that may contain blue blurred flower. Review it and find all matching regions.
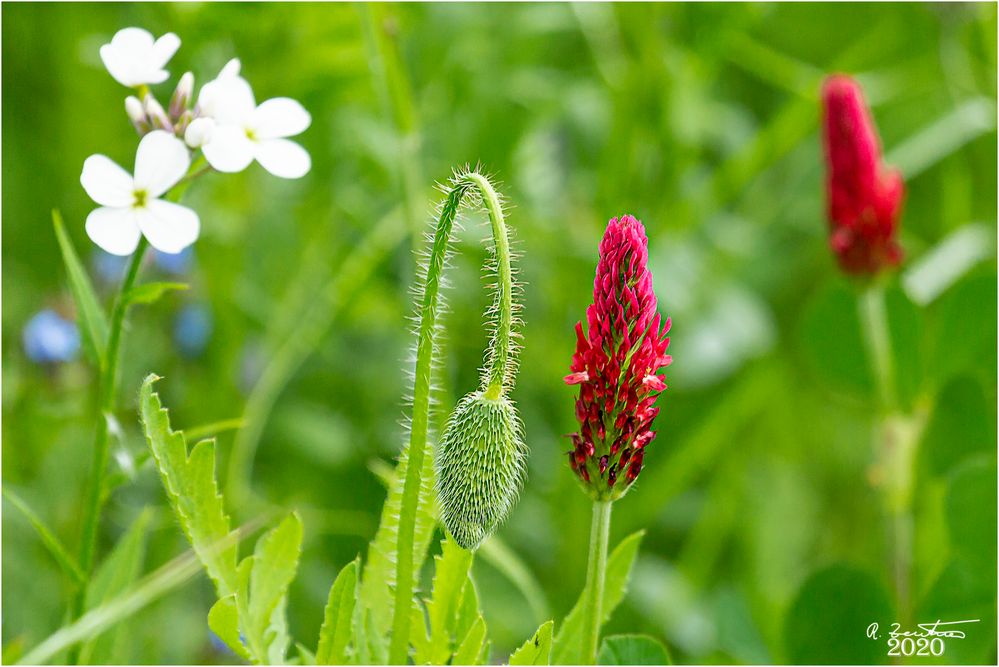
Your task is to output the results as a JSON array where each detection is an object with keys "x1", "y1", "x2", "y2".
[
  {"x1": 155, "y1": 246, "x2": 193, "y2": 275},
  {"x1": 174, "y1": 304, "x2": 212, "y2": 357},
  {"x1": 92, "y1": 249, "x2": 130, "y2": 284},
  {"x1": 23, "y1": 310, "x2": 80, "y2": 364}
]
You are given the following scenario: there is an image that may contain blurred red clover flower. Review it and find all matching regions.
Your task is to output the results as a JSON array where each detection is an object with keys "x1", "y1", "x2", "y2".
[
  {"x1": 822, "y1": 74, "x2": 905, "y2": 275},
  {"x1": 564, "y1": 215, "x2": 671, "y2": 501}
]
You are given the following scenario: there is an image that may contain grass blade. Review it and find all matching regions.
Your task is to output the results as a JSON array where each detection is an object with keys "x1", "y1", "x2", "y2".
[
  {"x1": 52, "y1": 209, "x2": 108, "y2": 366},
  {"x1": 2, "y1": 487, "x2": 85, "y2": 585}
]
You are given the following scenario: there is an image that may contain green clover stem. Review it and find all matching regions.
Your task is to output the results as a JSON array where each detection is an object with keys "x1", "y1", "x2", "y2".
[
  {"x1": 388, "y1": 170, "x2": 515, "y2": 664},
  {"x1": 858, "y1": 282, "x2": 914, "y2": 624},
  {"x1": 581, "y1": 500, "x2": 612, "y2": 665}
]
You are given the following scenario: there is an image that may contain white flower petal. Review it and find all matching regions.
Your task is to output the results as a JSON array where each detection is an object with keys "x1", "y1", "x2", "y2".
[
  {"x1": 219, "y1": 58, "x2": 241, "y2": 78},
  {"x1": 252, "y1": 98, "x2": 311, "y2": 139},
  {"x1": 80, "y1": 155, "x2": 135, "y2": 207},
  {"x1": 85, "y1": 207, "x2": 142, "y2": 256},
  {"x1": 151, "y1": 32, "x2": 181, "y2": 68},
  {"x1": 254, "y1": 139, "x2": 311, "y2": 179},
  {"x1": 136, "y1": 199, "x2": 200, "y2": 253},
  {"x1": 184, "y1": 117, "x2": 215, "y2": 149},
  {"x1": 133, "y1": 131, "x2": 190, "y2": 197},
  {"x1": 202, "y1": 125, "x2": 255, "y2": 173},
  {"x1": 197, "y1": 76, "x2": 256, "y2": 124},
  {"x1": 100, "y1": 28, "x2": 173, "y2": 87}
]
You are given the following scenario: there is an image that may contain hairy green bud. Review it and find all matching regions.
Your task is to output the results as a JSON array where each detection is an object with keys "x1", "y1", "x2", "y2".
[{"x1": 435, "y1": 390, "x2": 527, "y2": 550}]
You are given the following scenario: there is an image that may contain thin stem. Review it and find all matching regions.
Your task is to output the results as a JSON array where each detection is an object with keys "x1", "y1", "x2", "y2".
[
  {"x1": 69, "y1": 237, "x2": 148, "y2": 660},
  {"x1": 858, "y1": 283, "x2": 895, "y2": 411},
  {"x1": 67, "y1": 161, "x2": 208, "y2": 662},
  {"x1": 857, "y1": 283, "x2": 912, "y2": 624},
  {"x1": 582, "y1": 500, "x2": 612, "y2": 665},
  {"x1": 388, "y1": 172, "x2": 516, "y2": 664}
]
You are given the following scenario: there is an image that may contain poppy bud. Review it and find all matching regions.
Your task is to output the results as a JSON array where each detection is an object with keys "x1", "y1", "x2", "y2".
[{"x1": 435, "y1": 390, "x2": 527, "y2": 550}]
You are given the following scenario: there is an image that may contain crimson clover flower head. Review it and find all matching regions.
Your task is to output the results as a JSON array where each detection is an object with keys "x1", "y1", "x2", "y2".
[
  {"x1": 822, "y1": 74, "x2": 905, "y2": 275},
  {"x1": 564, "y1": 215, "x2": 672, "y2": 501}
]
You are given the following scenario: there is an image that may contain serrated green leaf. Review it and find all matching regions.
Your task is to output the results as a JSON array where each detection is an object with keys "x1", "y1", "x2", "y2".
[
  {"x1": 78, "y1": 509, "x2": 152, "y2": 664},
  {"x1": 552, "y1": 531, "x2": 644, "y2": 665},
  {"x1": 509, "y1": 620, "x2": 553, "y2": 666},
  {"x1": 208, "y1": 595, "x2": 251, "y2": 661},
  {"x1": 454, "y1": 575, "x2": 479, "y2": 649},
  {"x1": 598, "y1": 634, "x2": 671, "y2": 665},
  {"x1": 317, "y1": 557, "x2": 359, "y2": 665},
  {"x1": 359, "y1": 441, "x2": 437, "y2": 639},
  {"x1": 52, "y1": 209, "x2": 107, "y2": 365},
  {"x1": 123, "y1": 281, "x2": 189, "y2": 306},
  {"x1": 452, "y1": 616, "x2": 486, "y2": 666},
  {"x1": 244, "y1": 513, "x2": 303, "y2": 665},
  {"x1": 423, "y1": 538, "x2": 474, "y2": 664},
  {"x1": 139, "y1": 375, "x2": 239, "y2": 597}
]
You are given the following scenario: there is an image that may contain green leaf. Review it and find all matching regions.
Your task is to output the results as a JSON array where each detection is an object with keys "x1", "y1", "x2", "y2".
[
  {"x1": 423, "y1": 538, "x2": 474, "y2": 664},
  {"x1": 296, "y1": 643, "x2": 317, "y2": 665},
  {"x1": 358, "y1": 441, "x2": 437, "y2": 642},
  {"x1": 208, "y1": 595, "x2": 251, "y2": 661},
  {"x1": 139, "y1": 374, "x2": 239, "y2": 597},
  {"x1": 552, "y1": 530, "x2": 644, "y2": 665},
  {"x1": 945, "y1": 459, "x2": 998, "y2": 574},
  {"x1": 1, "y1": 487, "x2": 85, "y2": 585},
  {"x1": 452, "y1": 616, "x2": 486, "y2": 666},
  {"x1": 799, "y1": 279, "x2": 872, "y2": 397},
  {"x1": 317, "y1": 557, "x2": 359, "y2": 665},
  {"x1": 410, "y1": 600, "x2": 431, "y2": 665},
  {"x1": 929, "y1": 272, "x2": 997, "y2": 385},
  {"x1": 454, "y1": 575, "x2": 479, "y2": 649},
  {"x1": 52, "y1": 209, "x2": 108, "y2": 365},
  {"x1": 78, "y1": 509, "x2": 152, "y2": 664},
  {"x1": 123, "y1": 281, "x2": 189, "y2": 306},
  {"x1": 244, "y1": 512, "x2": 303, "y2": 665},
  {"x1": 597, "y1": 634, "x2": 671, "y2": 665},
  {"x1": 917, "y1": 558, "x2": 996, "y2": 664},
  {"x1": 509, "y1": 620, "x2": 554, "y2": 666},
  {"x1": 921, "y1": 377, "x2": 995, "y2": 475},
  {"x1": 783, "y1": 564, "x2": 893, "y2": 664}
]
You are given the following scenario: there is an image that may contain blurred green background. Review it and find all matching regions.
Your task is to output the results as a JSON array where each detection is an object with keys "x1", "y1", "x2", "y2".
[{"x1": 3, "y1": 3, "x2": 997, "y2": 664}]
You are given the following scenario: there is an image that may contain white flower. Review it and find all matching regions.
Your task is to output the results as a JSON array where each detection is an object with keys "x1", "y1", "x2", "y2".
[
  {"x1": 80, "y1": 131, "x2": 200, "y2": 256},
  {"x1": 198, "y1": 70, "x2": 311, "y2": 179},
  {"x1": 184, "y1": 117, "x2": 215, "y2": 149},
  {"x1": 100, "y1": 27, "x2": 181, "y2": 88}
]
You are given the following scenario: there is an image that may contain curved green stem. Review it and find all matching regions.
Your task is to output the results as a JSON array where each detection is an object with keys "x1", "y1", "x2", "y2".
[
  {"x1": 388, "y1": 171, "x2": 516, "y2": 664},
  {"x1": 581, "y1": 500, "x2": 612, "y2": 665}
]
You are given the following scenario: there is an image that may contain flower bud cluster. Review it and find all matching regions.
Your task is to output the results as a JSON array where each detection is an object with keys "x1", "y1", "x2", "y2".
[{"x1": 565, "y1": 215, "x2": 672, "y2": 501}]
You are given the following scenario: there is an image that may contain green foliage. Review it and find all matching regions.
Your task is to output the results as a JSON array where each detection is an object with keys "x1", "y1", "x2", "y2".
[
  {"x1": 123, "y1": 282, "x2": 189, "y2": 307},
  {"x1": 316, "y1": 558, "x2": 359, "y2": 665},
  {"x1": 783, "y1": 565, "x2": 893, "y2": 664},
  {"x1": 552, "y1": 531, "x2": 644, "y2": 665},
  {"x1": 51, "y1": 209, "x2": 108, "y2": 365},
  {"x1": 78, "y1": 510, "x2": 152, "y2": 664},
  {"x1": 1, "y1": 487, "x2": 85, "y2": 585},
  {"x1": 598, "y1": 635, "x2": 671, "y2": 665},
  {"x1": 139, "y1": 375, "x2": 239, "y2": 597},
  {"x1": 509, "y1": 621, "x2": 554, "y2": 666},
  {"x1": 435, "y1": 392, "x2": 527, "y2": 550}
]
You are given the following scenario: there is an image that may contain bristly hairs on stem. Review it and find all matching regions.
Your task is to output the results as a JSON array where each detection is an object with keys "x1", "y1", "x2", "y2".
[{"x1": 387, "y1": 166, "x2": 526, "y2": 665}]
